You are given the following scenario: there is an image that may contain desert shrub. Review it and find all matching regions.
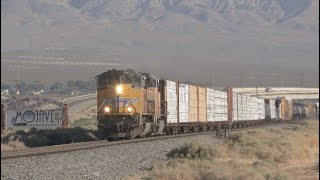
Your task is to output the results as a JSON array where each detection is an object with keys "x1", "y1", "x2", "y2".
[
  {"x1": 152, "y1": 159, "x2": 290, "y2": 180},
  {"x1": 167, "y1": 142, "x2": 221, "y2": 160},
  {"x1": 152, "y1": 121, "x2": 318, "y2": 180},
  {"x1": 73, "y1": 117, "x2": 96, "y2": 127},
  {"x1": 1, "y1": 140, "x2": 26, "y2": 151},
  {"x1": 1, "y1": 127, "x2": 98, "y2": 148},
  {"x1": 227, "y1": 127, "x2": 301, "y2": 163}
]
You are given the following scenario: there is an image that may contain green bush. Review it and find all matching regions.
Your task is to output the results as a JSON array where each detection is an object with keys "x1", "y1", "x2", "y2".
[
  {"x1": 152, "y1": 121, "x2": 319, "y2": 180},
  {"x1": 1, "y1": 127, "x2": 99, "y2": 147},
  {"x1": 73, "y1": 117, "x2": 96, "y2": 127},
  {"x1": 152, "y1": 159, "x2": 290, "y2": 180},
  {"x1": 167, "y1": 142, "x2": 221, "y2": 160},
  {"x1": 227, "y1": 128, "x2": 298, "y2": 163}
]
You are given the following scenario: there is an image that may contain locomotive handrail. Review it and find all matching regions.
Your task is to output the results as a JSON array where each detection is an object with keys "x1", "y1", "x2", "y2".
[{"x1": 97, "y1": 99, "x2": 108, "y2": 112}]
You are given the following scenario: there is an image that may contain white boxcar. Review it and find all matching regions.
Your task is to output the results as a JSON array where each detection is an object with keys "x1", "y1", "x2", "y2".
[
  {"x1": 215, "y1": 114, "x2": 228, "y2": 121},
  {"x1": 166, "y1": 80, "x2": 178, "y2": 123},
  {"x1": 213, "y1": 90, "x2": 228, "y2": 122},
  {"x1": 257, "y1": 98, "x2": 265, "y2": 120},
  {"x1": 265, "y1": 99, "x2": 276, "y2": 119},
  {"x1": 206, "y1": 88, "x2": 215, "y2": 122},
  {"x1": 237, "y1": 95, "x2": 243, "y2": 121},
  {"x1": 215, "y1": 106, "x2": 227, "y2": 114},
  {"x1": 179, "y1": 83, "x2": 189, "y2": 123},
  {"x1": 243, "y1": 96, "x2": 249, "y2": 120},
  {"x1": 261, "y1": 101, "x2": 266, "y2": 119},
  {"x1": 233, "y1": 93, "x2": 238, "y2": 121},
  {"x1": 270, "y1": 99, "x2": 276, "y2": 119}
]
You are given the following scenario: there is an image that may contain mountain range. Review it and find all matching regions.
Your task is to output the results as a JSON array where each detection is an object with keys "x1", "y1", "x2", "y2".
[{"x1": 1, "y1": 0, "x2": 319, "y2": 87}]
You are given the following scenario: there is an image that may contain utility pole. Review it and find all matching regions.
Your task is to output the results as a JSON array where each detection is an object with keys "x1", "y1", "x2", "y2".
[
  {"x1": 57, "y1": 82, "x2": 60, "y2": 99},
  {"x1": 33, "y1": 80, "x2": 40, "y2": 98},
  {"x1": 15, "y1": 80, "x2": 20, "y2": 110},
  {"x1": 33, "y1": 80, "x2": 40, "y2": 108},
  {"x1": 20, "y1": 67, "x2": 23, "y2": 82},
  {"x1": 15, "y1": 80, "x2": 20, "y2": 99},
  {"x1": 72, "y1": 81, "x2": 75, "y2": 96}
]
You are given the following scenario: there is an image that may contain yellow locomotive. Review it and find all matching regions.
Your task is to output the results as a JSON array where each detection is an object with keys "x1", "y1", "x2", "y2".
[{"x1": 96, "y1": 69, "x2": 166, "y2": 139}]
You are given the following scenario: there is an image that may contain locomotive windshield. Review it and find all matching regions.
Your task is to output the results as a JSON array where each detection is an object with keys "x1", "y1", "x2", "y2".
[{"x1": 97, "y1": 70, "x2": 142, "y2": 89}]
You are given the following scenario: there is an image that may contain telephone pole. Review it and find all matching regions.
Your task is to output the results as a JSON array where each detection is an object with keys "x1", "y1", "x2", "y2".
[
  {"x1": 15, "y1": 80, "x2": 20, "y2": 99},
  {"x1": 15, "y1": 80, "x2": 21, "y2": 110},
  {"x1": 33, "y1": 80, "x2": 40, "y2": 98},
  {"x1": 32, "y1": 80, "x2": 40, "y2": 108},
  {"x1": 57, "y1": 81, "x2": 61, "y2": 99}
]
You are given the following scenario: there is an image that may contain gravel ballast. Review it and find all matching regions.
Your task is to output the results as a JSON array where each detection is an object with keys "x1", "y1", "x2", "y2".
[
  {"x1": 1, "y1": 133, "x2": 223, "y2": 180},
  {"x1": 2, "y1": 123, "x2": 296, "y2": 180}
]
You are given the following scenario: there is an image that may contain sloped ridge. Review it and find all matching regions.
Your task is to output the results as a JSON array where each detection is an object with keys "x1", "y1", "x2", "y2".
[{"x1": 63, "y1": 0, "x2": 313, "y2": 24}]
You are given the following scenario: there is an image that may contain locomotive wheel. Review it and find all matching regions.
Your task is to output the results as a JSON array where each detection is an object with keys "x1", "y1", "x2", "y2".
[
  {"x1": 165, "y1": 127, "x2": 172, "y2": 135},
  {"x1": 97, "y1": 124, "x2": 108, "y2": 139},
  {"x1": 130, "y1": 125, "x2": 141, "y2": 139}
]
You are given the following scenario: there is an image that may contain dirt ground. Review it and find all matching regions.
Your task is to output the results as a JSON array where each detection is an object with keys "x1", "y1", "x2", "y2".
[
  {"x1": 70, "y1": 105, "x2": 97, "y2": 123},
  {"x1": 280, "y1": 148, "x2": 319, "y2": 180},
  {"x1": 123, "y1": 121, "x2": 320, "y2": 180},
  {"x1": 282, "y1": 162, "x2": 319, "y2": 180},
  {"x1": 123, "y1": 161, "x2": 319, "y2": 180}
]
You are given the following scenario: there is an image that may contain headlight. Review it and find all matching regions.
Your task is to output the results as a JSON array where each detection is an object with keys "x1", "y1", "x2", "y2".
[
  {"x1": 104, "y1": 107, "x2": 110, "y2": 113},
  {"x1": 116, "y1": 85, "x2": 123, "y2": 94},
  {"x1": 128, "y1": 107, "x2": 132, "y2": 112}
]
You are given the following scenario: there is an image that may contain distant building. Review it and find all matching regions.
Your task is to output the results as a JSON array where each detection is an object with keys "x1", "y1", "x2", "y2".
[
  {"x1": 32, "y1": 89, "x2": 44, "y2": 95},
  {"x1": 1, "y1": 89, "x2": 10, "y2": 96}
]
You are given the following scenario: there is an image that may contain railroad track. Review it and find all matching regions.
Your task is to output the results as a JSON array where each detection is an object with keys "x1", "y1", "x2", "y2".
[{"x1": 1, "y1": 121, "x2": 294, "y2": 160}]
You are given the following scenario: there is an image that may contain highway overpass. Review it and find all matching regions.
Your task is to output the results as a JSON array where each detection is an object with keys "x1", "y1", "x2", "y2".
[{"x1": 232, "y1": 87, "x2": 319, "y2": 100}]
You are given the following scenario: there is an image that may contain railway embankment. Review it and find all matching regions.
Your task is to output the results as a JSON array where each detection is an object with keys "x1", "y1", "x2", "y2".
[
  {"x1": 143, "y1": 120, "x2": 319, "y2": 180},
  {"x1": 1, "y1": 121, "x2": 317, "y2": 180}
]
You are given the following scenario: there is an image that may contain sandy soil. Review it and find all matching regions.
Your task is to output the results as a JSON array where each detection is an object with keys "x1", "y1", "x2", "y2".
[
  {"x1": 122, "y1": 122, "x2": 320, "y2": 180},
  {"x1": 282, "y1": 162, "x2": 319, "y2": 180},
  {"x1": 281, "y1": 148, "x2": 319, "y2": 180},
  {"x1": 70, "y1": 105, "x2": 96, "y2": 123},
  {"x1": 122, "y1": 161, "x2": 320, "y2": 180}
]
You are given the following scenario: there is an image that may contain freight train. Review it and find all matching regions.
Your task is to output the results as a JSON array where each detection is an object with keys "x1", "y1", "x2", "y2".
[
  {"x1": 96, "y1": 69, "x2": 315, "y2": 139},
  {"x1": 292, "y1": 102, "x2": 319, "y2": 120}
]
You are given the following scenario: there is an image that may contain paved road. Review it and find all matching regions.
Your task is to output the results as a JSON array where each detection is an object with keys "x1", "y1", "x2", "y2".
[
  {"x1": 69, "y1": 99, "x2": 96, "y2": 115},
  {"x1": 42, "y1": 93, "x2": 96, "y2": 110},
  {"x1": 41, "y1": 94, "x2": 97, "y2": 121}
]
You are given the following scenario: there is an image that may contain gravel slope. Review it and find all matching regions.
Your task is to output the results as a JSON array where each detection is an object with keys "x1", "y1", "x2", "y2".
[{"x1": 1, "y1": 133, "x2": 223, "y2": 180}]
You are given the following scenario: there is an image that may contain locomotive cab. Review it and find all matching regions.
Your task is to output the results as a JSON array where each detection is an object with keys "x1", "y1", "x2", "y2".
[{"x1": 96, "y1": 69, "x2": 166, "y2": 139}]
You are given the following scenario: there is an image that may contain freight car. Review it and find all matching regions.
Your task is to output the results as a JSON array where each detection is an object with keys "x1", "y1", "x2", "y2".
[
  {"x1": 292, "y1": 101, "x2": 319, "y2": 120},
  {"x1": 95, "y1": 69, "x2": 296, "y2": 139},
  {"x1": 292, "y1": 104, "x2": 308, "y2": 120},
  {"x1": 316, "y1": 103, "x2": 319, "y2": 118},
  {"x1": 264, "y1": 99, "x2": 276, "y2": 120}
]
